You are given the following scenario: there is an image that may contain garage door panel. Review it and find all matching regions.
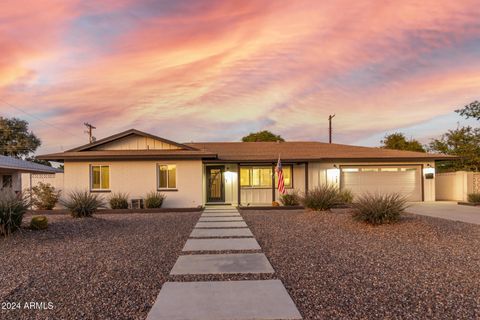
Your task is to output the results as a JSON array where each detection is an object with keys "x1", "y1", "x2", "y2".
[{"x1": 341, "y1": 166, "x2": 422, "y2": 202}]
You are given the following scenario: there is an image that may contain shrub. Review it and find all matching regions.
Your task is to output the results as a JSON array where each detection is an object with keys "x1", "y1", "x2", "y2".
[
  {"x1": 337, "y1": 189, "x2": 354, "y2": 204},
  {"x1": 353, "y1": 193, "x2": 408, "y2": 225},
  {"x1": 31, "y1": 182, "x2": 61, "y2": 210},
  {"x1": 302, "y1": 185, "x2": 339, "y2": 211},
  {"x1": 280, "y1": 191, "x2": 301, "y2": 206},
  {"x1": 61, "y1": 191, "x2": 106, "y2": 218},
  {"x1": 30, "y1": 215, "x2": 48, "y2": 230},
  {"x1": 467, "y1": 193, "x2": 480, "y2": 203},
  {"x1": 109, "y1": 192, "x2": 129, "y2": 209},
  {"x1": 0, "y1": 190, "x2": 29, "y2": 236},
  {"x1": 145, "y1": 192, "x2": 166, "y2": 208}
]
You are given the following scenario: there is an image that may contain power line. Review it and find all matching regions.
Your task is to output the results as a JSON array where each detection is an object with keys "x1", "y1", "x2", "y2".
[{"x1": 0, "y1": 99, "x2": 84, "y2": 139}]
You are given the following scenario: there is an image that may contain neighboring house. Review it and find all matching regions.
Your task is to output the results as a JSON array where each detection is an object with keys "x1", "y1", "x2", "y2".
[
  {"x1": 0, "y1": 155, "x2": 62, "y2": 193},
  {"x1": 38, "y1": 129, "x2": 451, "y2": 208}
]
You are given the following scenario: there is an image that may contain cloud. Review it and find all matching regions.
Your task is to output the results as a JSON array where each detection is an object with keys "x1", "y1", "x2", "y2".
[{"x1": 1, "y1": 0, "x2": 479, "y2": 153}]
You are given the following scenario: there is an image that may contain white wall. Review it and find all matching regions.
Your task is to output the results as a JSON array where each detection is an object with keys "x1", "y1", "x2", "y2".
[
  {"x1": 64, "y1": 160, "x2": 202, "y2": 208},
  {"x1": 436, "y1": 171, "x2": 480, "y2": 201}
]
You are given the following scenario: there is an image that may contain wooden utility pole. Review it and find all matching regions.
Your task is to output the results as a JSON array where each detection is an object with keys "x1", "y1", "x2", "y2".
[
  {"x1": 84, "y1": 122, "x2": 96, "y2": 143},
  {"x1": 328, "y1": 114, "x2": 335, "y2": 144}
]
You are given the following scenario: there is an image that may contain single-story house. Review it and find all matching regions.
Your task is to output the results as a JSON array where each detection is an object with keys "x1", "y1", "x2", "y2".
[
  {"x1": 38, "y1": 129, "x2": 452, "y2": 208},
  {"x1": 0, "y1": 155, "x2": 62, "y2": 193}
]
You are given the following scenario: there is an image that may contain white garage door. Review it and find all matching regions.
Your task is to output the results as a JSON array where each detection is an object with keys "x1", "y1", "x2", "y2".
[{"x1": 341, "y1": 166, "x2": 422, "y2": 202}]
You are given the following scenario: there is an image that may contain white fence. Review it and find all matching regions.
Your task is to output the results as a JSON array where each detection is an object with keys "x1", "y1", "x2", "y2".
[{"x1": 436, "y1": 171, "x2": 480, "y2": 201}]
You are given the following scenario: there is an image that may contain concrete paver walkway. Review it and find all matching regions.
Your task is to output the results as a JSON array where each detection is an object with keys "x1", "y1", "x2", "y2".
[{"x1": 147, "y1": 206, "x2": 302, "y2": 320}]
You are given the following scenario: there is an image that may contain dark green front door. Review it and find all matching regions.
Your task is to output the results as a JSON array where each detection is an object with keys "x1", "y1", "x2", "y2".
[{"x1": 207, "y1": 166, "x2": 225, "y2": 202}]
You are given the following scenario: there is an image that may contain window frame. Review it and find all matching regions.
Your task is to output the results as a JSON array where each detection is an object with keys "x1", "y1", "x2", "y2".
[
  {"x1": 240, "y1": 165, "x2": 293, "y2": 189},
  {"x1": 157, "y1": 164, "x2": 178, "y2": 191},
  {"x1": 90, "y1": 165, "x2": 111, "y2": 192}
]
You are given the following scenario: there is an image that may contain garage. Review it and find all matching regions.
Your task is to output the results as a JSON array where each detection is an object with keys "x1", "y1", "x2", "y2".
[{"x1": 340, "y1": 165, "x2": 423, "y2": 201}]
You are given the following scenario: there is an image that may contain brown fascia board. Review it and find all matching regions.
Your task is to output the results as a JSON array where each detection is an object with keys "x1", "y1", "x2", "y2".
[
  {"x1": 67, "y1": 129, "x2": 198, "y2": 152},
  {"x1": 37, "y1": 153, "x2": 217, "y2": 162},
  {"x1": 204, "y1": 156, "x2": 458, "y2": 163}
]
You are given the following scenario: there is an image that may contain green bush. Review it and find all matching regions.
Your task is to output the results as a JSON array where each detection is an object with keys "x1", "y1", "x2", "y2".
[
  {"x1": 467, "y1": 193, "x2": 480, "y2": 203},
  {"x1": 302, "y1": 185, "x2": 339, "y2": 211},
  {"x1": 280, "y1": 191, "x2": 301, "y2": 206},
  {"x1": 30, "y1": 215, "x2": 48, "y2": 230},
  {"x1": 31, "y1": 182, "x2": 61, "y2": 210},
  {"x1": 109, "y1": 192, "x2": 129, "y2": 209},
  {"x1": 61, "y1": 191, "x2": 106, "y2": 218},
  {"x1": 0, "y1": 190, "x2": 29, "y2": 236},
  {"x1": 353, "y1": 193, "x2": 408, "y2": 225},
  {"x1": 145, "y1": 192, "x2": 166, "y2": 208},
  {"x1": 337, "y1": 189, "x2": 354, "y2": 204}
]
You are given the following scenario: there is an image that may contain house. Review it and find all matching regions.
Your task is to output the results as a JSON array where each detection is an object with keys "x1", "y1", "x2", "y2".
[
  {"x1": 38, "y1": 129, "x2": 451, "y2": 208},
  {"x1": 0, "y1": 155, "x2": 62, "y2": 193}
]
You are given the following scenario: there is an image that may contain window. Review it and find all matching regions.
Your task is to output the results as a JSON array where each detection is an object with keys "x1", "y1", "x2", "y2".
[
  {"x1": 1, "y1": 175, "x2": 13, "y2": 189},
  {"x1": 91, "y1": 165, "x2": 110, "y2": 190},
  {"x1": 158, "y1": 164, "x2": 176, "y2": 189},
  {"x1": 240, "y1": 166, "x2": 292, "y2": 188}
]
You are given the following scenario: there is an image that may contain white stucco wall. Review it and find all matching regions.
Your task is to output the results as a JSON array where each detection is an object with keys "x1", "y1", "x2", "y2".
[
  {"x1": 436, "y1": 171, "x2": 480, "y2": 201},
  {"x1": 63, "y1": 160, "x2": 203, "y2": 208}
]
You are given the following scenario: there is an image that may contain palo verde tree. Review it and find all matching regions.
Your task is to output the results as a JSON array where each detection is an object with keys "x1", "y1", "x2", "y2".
[
  {"x1": 0, "y1": 117, "x2": 41, "y2": 158},
  {"x1": 241, "y1": 130, "x2": 285, "y2": 142},
  {"x1": 381, "y1": 132, "x2": 426, "y2": 152}
]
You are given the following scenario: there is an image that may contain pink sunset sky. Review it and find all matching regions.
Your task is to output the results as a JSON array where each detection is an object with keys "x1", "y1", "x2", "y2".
[{"x1": 1, "y1": 0, "x2": 479, "y2": 154}]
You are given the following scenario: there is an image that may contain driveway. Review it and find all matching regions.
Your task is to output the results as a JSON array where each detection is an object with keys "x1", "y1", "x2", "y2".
[{"x1": 407, "y1": 201, "x2": 480, "y2": 225}]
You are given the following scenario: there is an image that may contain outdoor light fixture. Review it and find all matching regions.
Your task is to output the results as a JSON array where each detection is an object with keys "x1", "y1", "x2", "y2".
[
  {"x1": 224, "y1": 170, "x2": 235, "y2": 182},
  {"x1": 423, "y1": 164, "x2": 435, "y2": 179}
]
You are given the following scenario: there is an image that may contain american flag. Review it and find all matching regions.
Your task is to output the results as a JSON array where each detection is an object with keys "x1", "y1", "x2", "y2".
[{"x1": 275, "y1": 156, "x2": 286, "y2": 194}]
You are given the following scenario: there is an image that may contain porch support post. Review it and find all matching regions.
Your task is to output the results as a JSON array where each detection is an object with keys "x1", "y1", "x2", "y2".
[
  {"x1": 272, "y1": 163, "x2": 276, "y2": 203},
  {"x1": 237, "y1": 163, "x2": 241, "y2": 206},
  {"x1": 305, "y1": 162, "x2": 309, "y2": 193}
]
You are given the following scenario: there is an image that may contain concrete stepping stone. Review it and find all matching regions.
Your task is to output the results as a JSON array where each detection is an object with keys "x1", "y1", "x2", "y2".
[
  {"x1": 195, "y1": 221, "x2": 247, "y2": 228},
  {"x1": 183, "y1": 238, "x2": 260, "y2": 251},
  {"x1": 170, "y1": 253, "x2": 274, "y2": 275},
  {"x1": 199, "y1": 216, "x2": 243, "y2": 222},
  {"x1": 201, "y1": 212, "x2": 241, "y2": 217},
  {"x1": 146, "y1": 280, "x2": 302, "y2": 320},
  {"x1": 190, "y1": 228, "x2": 253, "y2": 238}
]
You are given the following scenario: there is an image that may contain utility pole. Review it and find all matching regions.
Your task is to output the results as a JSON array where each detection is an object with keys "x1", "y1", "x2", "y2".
[
  {"x1": 84, "y1": 122, "x2": 96, "y2": 143},
  {"x1": 328, "y1": 114, "x2": 335, "y2": 144}
]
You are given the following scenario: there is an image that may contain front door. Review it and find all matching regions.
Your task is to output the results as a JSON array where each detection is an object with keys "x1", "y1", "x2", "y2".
[{"x1": 207, "y1": 166, "x2": 225, "y2": 202}]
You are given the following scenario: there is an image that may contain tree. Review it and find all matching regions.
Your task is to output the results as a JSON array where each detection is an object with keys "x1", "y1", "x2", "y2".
[
  {"x1": 456, "y1": 100, "x2": 480, "y2": 120},
  {"x1": 0, "y1": 117, "x2": 41, "y2": 158},
  {"x1": 381, "y1": 132, "x2": 426, "y2": 152},
  {"x1": 241, "y1": 130, "x2": 285, "y2": 142},
  {"x1": 429, "y1": 126, "x2": 480, "y2": 172}
]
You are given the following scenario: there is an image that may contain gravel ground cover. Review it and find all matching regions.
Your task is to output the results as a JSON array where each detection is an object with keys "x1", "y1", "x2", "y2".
[
  {"x1": 0, "y1": 211, "x2": 200, "y2": 320},
  {"x1": 242, "y1": 209, "x2": 480, "y2": 320}
]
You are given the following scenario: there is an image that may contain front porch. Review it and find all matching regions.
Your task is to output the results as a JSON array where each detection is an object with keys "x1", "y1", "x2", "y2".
[{"x1": 203, "y1": 162, "x2": 309, "y2": 206}]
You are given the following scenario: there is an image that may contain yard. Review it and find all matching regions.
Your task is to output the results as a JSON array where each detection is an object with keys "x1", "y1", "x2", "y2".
[
  {"x1": 0, "y1": 211, "x2": 200, "y2": 320},
  {"x1": 242, "y1": 209, "x2": 480, "y2": 320}
]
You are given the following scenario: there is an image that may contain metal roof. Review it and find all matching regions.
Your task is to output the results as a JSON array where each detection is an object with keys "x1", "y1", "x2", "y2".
[{"x1": 0, "y1": 155, "x2": 62, "y2": 173}]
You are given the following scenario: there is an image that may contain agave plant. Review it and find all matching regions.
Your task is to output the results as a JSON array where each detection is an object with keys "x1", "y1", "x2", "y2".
[
  {"x1": 61, "y1": 191, "x2": 106, "y2": 218},
  {"x1": 0, "y1": 190, "x2": 30, "y2": 236}
]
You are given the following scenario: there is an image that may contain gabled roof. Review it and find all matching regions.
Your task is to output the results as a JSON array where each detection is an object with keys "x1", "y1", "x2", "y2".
[
  {"x1": 0, "y1": 155, "x2": 62, "y2": 173},
  {"x1": 67, "y1": 129, "x2": 198, "y2": 152},
  {"x1": 186, "y1": 141, "x2": 455, "y2": 162}
]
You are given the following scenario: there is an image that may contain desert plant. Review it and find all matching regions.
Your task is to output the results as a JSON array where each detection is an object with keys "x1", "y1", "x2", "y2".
[
  {"x1": 30, "y1": 215, "x2": 48, "y2": 230},
  {"x1": 31, "y1": 182, "x2": 61, "y2": 210},
  {"x1": 109, "y1": 192, "x2": 129, "y2": 209},
  {"x1": 0, "y1": 190, "x2": 29, "y2": 236},
  {"x1": 337, "y1": 189, "x2": 354, "y2": 204},
  {"x1": 145, "y1": 192, "x2": 166, "y2": 208},
  {"x1": 467, "y1": 193, "x2": 480, "y2": 203},
  {"x1": 353, "y1": 193, "x2": 408, "y2": 225},
  {"x1": 61, "y1": 191, "x2": 106, "y2": 218},
  {"x1": 302, "y1": 185, "x2": 339, "y2": 211},
  {"x1": 280, "y1": 191, "x2": 301, "y2": 206}
]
